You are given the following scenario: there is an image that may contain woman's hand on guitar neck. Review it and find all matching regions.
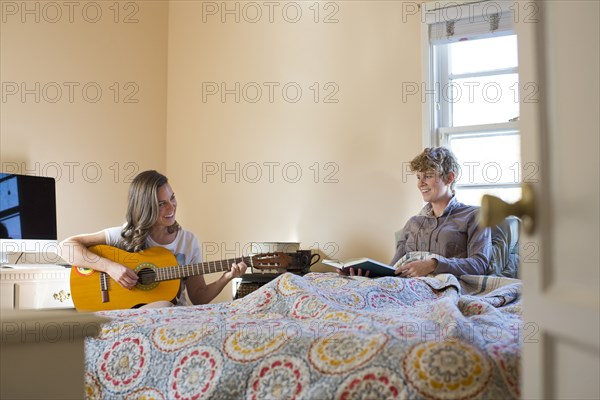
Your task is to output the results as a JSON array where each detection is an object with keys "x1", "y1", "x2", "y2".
[
  {"x1": 106, "y1": 263, "x2": 139, "y2": 289},
  {"x1": 224, "y1": 261, "x2": 248, "y2": 280}
]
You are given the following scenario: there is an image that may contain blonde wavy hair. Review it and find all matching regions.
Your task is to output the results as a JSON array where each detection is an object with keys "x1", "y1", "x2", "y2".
[
  {"x1": 119, "y1": 170, "x2": 180, "y2": 252},
  {"x1": 410, "y1": 147, "x2": 460, "y2": 194}
]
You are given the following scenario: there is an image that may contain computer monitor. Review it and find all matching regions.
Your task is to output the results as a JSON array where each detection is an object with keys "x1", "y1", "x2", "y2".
[{"x1": 0, "y1": 173, "x2": 58, "y2": 265}]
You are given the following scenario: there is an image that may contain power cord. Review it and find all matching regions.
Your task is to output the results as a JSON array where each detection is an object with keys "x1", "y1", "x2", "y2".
[{"x1": 14, "y1": 252, "x2": 24, "y2": 264}]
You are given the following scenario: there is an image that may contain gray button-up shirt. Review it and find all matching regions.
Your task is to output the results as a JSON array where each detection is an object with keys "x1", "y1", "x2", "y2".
[{"x1": 390, "y1": 196, "x2": 491, "y2": 276}]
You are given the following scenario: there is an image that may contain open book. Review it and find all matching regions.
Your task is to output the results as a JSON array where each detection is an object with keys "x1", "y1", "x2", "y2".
[{"x1": 322, "y1": 258, "x2": 397, "y2": 277}]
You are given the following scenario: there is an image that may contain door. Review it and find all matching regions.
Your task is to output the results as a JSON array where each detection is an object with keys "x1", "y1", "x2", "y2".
[{"x1": 516, "y1": 1, "x2": 600, "y2": 398}]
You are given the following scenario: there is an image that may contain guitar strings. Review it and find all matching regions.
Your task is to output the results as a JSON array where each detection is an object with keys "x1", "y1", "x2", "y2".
[{"x1": 131, "y1": 256, "x2": 255, "y2": 280}]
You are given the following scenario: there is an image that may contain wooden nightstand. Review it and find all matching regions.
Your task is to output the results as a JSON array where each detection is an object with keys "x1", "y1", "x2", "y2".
[
  {"x1": 0, "y1": 266, "x2": 74, "y2": 310},
  {"x1": 232, "y1": 273, "x2": 283, "y2": 299},
  {"x1": 231, "y1": 249, "x2": 319, "y2": 299}
]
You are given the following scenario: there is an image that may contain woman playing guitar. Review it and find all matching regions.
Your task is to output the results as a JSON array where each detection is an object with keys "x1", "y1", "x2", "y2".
[{"x1": 59, "y1": 170, "x2": 247, "y2": 309}]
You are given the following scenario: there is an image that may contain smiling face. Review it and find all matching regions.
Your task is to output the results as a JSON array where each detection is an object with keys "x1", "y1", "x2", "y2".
[
  {"x1": 409, "y1": 147, "x2": 460, "y2": 201},
  {"x1": 416, "y1": 170, "x2": 454, "y2": 205},
  {"x1": 155, "y1": 183, "x2": 177, "y2": 229}
]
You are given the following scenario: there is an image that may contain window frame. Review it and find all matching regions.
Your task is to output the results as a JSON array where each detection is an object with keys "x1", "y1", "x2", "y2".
[{"x1": 420, "y1": 0, "x2": 521, "y2": 204}]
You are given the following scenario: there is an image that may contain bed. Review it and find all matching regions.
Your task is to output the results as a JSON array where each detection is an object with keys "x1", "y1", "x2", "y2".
[{"x1": 84, "y1": 271, "x2": 522, "y2": 399}]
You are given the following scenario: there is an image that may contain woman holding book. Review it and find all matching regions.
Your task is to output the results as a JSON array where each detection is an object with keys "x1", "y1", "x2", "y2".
[
  {"x1": 59, "y1": 170, "x2": 247, "y2": 308},
  {"x1": 346, "y1": 147, "x2": 491, "y2": 278}
]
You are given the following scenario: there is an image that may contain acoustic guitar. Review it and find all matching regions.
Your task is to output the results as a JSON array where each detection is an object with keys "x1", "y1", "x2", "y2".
[{"x1": 70, "y1": 245, "x2": 291, "y2": 312}]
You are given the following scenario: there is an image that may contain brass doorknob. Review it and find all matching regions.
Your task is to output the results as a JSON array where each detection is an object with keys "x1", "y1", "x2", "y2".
[{"x1": 480, "y1": 183, "x2": 536, "y2": 234}]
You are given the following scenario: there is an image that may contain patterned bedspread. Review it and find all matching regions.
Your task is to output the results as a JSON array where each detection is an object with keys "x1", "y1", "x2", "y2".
[{"x1": 84, "y1": 272, "x2": 522, "y2": 399}]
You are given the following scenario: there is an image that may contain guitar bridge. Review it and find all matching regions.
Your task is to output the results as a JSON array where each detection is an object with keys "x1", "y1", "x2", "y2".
[{"x1": 100, "y1": 272, "x2": 110, "y2": 303}]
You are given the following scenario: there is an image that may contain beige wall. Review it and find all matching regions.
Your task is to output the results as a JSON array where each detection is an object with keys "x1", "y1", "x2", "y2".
[
  {"x1": 166, "y1": 1, "x2": 424, "y2": 302},
  {"x1": 1, "y1": 1, "x2": 424, "y2": 302},
  {"x1": 0, "y1": 1, "x2": 169, "y2": 240}
]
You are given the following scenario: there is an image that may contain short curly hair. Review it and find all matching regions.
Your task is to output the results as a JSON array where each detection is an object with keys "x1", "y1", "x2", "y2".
[{"x1": 410, "y1": 147, "x2": 460, "y2": 193}]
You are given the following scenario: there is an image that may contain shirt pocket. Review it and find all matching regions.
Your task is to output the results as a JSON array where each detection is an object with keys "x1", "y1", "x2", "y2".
[{"x1": 436, "y1": 222, "x2": 469, "y2": 258}]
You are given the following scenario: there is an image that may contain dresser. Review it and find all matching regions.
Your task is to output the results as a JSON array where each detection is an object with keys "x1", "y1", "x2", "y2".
[
  {"x1": 0, "y1": 265, "x2": 74, "y2": 310},
  {"x1": 1, "y1": 309, "x2": 106, "y2": 399}
]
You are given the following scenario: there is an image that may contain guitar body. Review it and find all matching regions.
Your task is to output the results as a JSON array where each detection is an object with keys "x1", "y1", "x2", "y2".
[{"x1": 70, "y1": 245, "x2": 181, "y2": 312}]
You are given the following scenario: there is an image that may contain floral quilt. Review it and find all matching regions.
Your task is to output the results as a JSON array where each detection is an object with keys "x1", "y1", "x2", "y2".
[{"x1": 84, "y1": 272, "x2": 522, "y2": 399}]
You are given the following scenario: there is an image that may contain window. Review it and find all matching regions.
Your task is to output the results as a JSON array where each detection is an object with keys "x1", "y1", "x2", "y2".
[{"x1": 423, "y1": 1, "x2": 521, "y2": 205}]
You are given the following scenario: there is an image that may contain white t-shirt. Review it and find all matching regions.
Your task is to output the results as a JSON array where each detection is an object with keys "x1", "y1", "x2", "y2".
[{"x1": 103, "y1": 226, "x2": 202, "y2": 306}]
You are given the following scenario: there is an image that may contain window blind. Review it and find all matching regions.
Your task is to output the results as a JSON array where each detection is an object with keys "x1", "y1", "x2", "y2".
[{"x1": 426, "y1": 0, "x2": 515, "y2": 44}]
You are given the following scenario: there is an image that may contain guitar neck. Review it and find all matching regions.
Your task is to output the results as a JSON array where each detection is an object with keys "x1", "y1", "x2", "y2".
[{"x1": 154, "y1": 256, "x2": 252, "y2": 281}]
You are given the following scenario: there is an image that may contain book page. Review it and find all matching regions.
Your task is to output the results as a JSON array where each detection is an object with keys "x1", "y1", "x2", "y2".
[{"x1": 322, "y1": 259, "x2": 344, "y2": 269}]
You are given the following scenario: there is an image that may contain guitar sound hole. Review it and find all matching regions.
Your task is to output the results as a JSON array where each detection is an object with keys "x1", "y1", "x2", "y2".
[{"x1": 137, "y1": 268, "x2": 157, "y2": 285}]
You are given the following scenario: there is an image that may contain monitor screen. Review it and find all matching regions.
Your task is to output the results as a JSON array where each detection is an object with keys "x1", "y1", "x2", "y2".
[{"x1": 0, "y1": 173, "x2": 57, "y2": 252}]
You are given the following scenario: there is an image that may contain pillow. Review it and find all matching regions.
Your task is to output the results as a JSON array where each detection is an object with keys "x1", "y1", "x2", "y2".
[{"x1": 488, "y1": 216, "x2": 520, "y2": 278}]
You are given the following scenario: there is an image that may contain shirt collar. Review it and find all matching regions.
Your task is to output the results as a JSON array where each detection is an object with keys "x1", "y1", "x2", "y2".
[{"x1": 418, "y1": 195, "x2": 459, "y2": 218}]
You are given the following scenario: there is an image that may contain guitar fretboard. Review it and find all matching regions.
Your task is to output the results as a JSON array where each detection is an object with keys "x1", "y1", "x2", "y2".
[{"x1": 154, "y1": 256, "x2": 253, "y2": 281}]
